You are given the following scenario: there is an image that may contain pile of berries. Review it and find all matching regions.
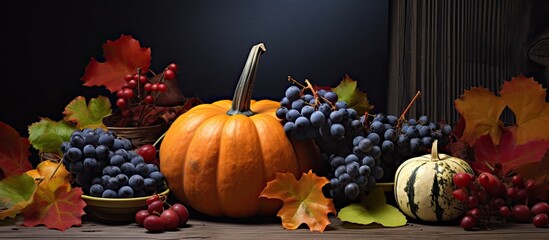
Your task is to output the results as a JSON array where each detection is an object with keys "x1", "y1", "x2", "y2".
[
  {"x1": 452, "y1": 171, "x2": 549, "y2": 230},
  {"x1": 135, "y1": 194, "x2": 190, "y2": 233}
]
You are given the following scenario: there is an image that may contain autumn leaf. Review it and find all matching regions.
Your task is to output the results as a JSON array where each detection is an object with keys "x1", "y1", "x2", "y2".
[
  {"x1": 337, "y1": 187, "x2": 407, "y2": 227},
  {"x1": 0, "y1": 121, "x2": 32, "y2": 179},
  {"x1": 470, "y1": 128, "x2": 549, "y2": 174},
  {"x1": 22, "y1": 183, "x2": 86, "y2": 231},
  {"x1": 500, "y1": 75, "x2": 549, "y2": 145},
  {"x1": 63, "y1": 96, "x2": 112, "y2": 129},
  {"x1": 515, "y1": 151, "x2": 549, "y2": 200},
  {"x1": 454, "y1": 87, "x2": 505, "y2": 145},
  {"x1": 0, "y1": 174, "x2": 36, "y2": 220},
  {"x1": 28, "y1": 118, "x2": 77, "y2": 155},
  {"x1": 259, "y1": 170, "x2": 336, "y2": 233},
  {"x1": 26, "y1": 160, "x2": 71, "y2": 193},
  {"x1": 332, "y1": 75, "x2": 374, "y2": 116},
  {"x1": 81, "y1": 34, "x2": 151, "y2": 93}
]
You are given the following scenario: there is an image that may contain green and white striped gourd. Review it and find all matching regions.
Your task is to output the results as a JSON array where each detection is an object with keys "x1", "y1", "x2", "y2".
[{"x1": 394, "y1": 140, "x2": 474, "y2": 222}]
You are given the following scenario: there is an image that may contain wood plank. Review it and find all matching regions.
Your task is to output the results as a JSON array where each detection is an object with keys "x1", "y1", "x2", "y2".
[{"x1": 1, "y1": 216, "x2": 548, "y2": 239}]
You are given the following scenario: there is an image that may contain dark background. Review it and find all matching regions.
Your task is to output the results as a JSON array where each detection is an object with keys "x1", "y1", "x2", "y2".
[{"x1": 3, "y1": 0, "x2": 390, "y2": 142}]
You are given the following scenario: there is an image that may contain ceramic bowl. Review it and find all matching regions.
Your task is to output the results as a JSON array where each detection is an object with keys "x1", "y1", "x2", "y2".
[
  {"x1": 377, "y1": 182, "x2": 394, "y2": 192},
  {"x1": 81, "y1": 188, "x2": 170, "y2": 224}
]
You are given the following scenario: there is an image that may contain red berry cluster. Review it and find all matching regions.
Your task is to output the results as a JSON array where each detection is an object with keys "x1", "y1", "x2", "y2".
[
  {"x1": 135, "y1": 194, "x2": 189, "y2": 233},
  {"x1": 452, "y1": 171, "x2": 548, "y2": 230},
  {"x1": 115, "y1": 63, "x2": 178, "y2": 115}
]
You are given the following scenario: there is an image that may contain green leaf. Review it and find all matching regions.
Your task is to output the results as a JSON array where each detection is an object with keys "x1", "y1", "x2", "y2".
[
  {"x1": 332, "y1": 75, "x2": 374, "y2": 116},
  {"x1": 0, "y1": 174, "x2": 37, "y2": 220},
  {"x1": 63, "y1": 96, "x2": 112, "y2": 129},
  {"x1": 28, "y1": 118, "x2": 77, "y2": 154},
  {"x1": 337, "y1": 187, "x2": 407, "y2": 227}
]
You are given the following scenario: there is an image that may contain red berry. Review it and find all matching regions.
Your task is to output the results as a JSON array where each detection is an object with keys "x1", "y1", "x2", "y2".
[
  {"x1": 137, "y1": 144, "x2": 157, "y2": 163},
  {"x1": 517, "y1": 188, "x2": 530, "y2": 202},
  {"x1": 512, "y1": 204, "x2": 531, "y2": 223},
  {"x1": 478, "y1": 172, "x2": 501, "y2": 195},
  {"x1": 460, "y1": 215, "x2": 476, "y2": 230},
  {"x1": 533, "y1": 213, "x2": 549, "y2": 228},
  {"x1": 467, "y1": 208, "x2": 481, "y2": 218},
  {"x1": 116, "y1": 90, "x2": 125, "y2": 98},
  {"x1": 144, "y1": 215, "x2": 164, "y2": 233},
  {"x1": 135, "y1": 209, "x2": 150, "y2": 226},
  {"x1": 123, "y1": 88, "x2": 135, "y2": 99},
  {"x1": 499, "y1": 206, "x2": 511, "y2": 217},
  {"x1": 163, "y1": 69, "x2": 175, "y2": 80},
  {"x1": 158, "y1": 83, "x2": 167, "y2": 92},
  {"x1": 151, "y1": 83, "x2": 159, "y2": 92},
  {"x1": 531, "y1": 202, "x2": 549, "y2": 215},
  {"x1": 511, "y1": 175, "x2": 524, "y2": 187},
  {"x1": 452, "y1": 189, "x2": 469, "y2": 203},
  {"x1": 144, "y1": 95, "x2": 154, "y2": 104},
  {"x1": 139, "y1": 75, "x2": 148, "y2": 84},
  {"x1": 525, "y1": 179, "x2": 537, "y2": 192},
  {"x1": 507, "y1": 187, "x2": 519, "y2": 200},
  {"x1": 144, "y1": 83, "x2": 152, "y2": 91},
  {"x1": 453, "y1": 172, "x2": 473, "y2": 188},
  {"x1": 160, "y1": 209, "x2": 180, "y2": 230},
  {"x1": 148, "y1": 200, "x2": 164, "y2": 215},
  {"x1": 467, "y1": 195, "x2": 479, "y2": 208},
  {"x1": 116, "y1": 98, "x2": 127, "y2": 109},
  {"x1": 489, "y1": 198, "x2": 505, "y2": 210},
  {"x1": 124, "y1": 74, "x2": 134, "y2": 82},
  {"x1": 133, "y1": 73, "x2": 140, "y2": 80},
  {"x1": 171, "y1": 203, "x2": 189, "y2": 226},
  {"x1": 127, "y1": 79, "x2": 137, "y2": 88},
  {"x1": 167, "y1": 63, "x2": 178, "y2": 72},
  {"x1": 146, "y1": 195, "x2": 160, "y2": 206}
]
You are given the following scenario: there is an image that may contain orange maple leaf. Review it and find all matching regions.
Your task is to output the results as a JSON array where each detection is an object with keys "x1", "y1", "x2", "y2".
[
  {"x1": 259, "y1": 170, "x2": 336, "y2": 233},
  {"x1": 22, "y1": 179, "x2": 86, "y2": 231},
  {"x1": 454, "y1": 87, "x2": 505, "y2": 145},
  {"x1": 0, "y1": 121, "x2": 32, "y2": 179},
  {"x1": 81, "y1": 34, "x2": 151, "y2": 93},
  {"x1": 500, "y1": 75, "x2": 549, "y2": 145}
]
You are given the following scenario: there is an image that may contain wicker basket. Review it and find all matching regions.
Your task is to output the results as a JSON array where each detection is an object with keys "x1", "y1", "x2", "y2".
[{"x1": 102, "y1": 115, "x2": 166, "y2": 148}]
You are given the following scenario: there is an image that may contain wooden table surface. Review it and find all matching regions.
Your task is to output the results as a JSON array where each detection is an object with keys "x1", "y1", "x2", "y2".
[{"x1": 1, "y1": 214, "x2": 548, "y2": 240}]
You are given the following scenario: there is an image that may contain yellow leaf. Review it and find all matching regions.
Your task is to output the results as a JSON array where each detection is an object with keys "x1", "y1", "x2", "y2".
[
  {"x1": 454, "y1": 87, "x2": 505, "y2": 145},
  {"x1": 259, "y1": 170, "x2": 336, "y2": 233},
  {"x1": 500, "y1": 76, "x2": 549, "y2": 144},
  {"x1": 332, "y1": 75, "x2": 374, "y2": 116}
]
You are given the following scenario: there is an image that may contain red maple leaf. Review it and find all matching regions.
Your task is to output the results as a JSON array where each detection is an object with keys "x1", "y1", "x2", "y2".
[
  {"x1": 0, "y1": 121, "x2": 32, "y2": 179},
  {"x1": 22, "y1": 185, "x2": 86, "y2": 231},
  {"x1": 471, "y1": 127, "x2": 549, "y2": 174},
  {"x1": 81, "y1": 34, "x2": 151, "y2": 93}
]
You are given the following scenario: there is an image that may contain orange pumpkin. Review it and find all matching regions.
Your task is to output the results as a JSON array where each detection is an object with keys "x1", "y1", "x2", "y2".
[{"x1": 159, "y1": 43, "x2": 321, "y2": 218}]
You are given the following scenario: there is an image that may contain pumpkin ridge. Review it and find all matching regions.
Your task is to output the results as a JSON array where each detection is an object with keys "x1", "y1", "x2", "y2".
[
  {"x1": 184, "y1": 114, "x2": 228, "y2": 216},
  {"x1": 160, "y1": 108, "x2": 222, "y2": 206},
  {"x1": 217, "y1": 114, "x2": 265, "y2": 217}
]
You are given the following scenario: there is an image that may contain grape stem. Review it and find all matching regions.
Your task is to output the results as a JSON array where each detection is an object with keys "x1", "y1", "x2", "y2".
[
  {"x1": 153, "y1": 131, "x2": 166, "y2": 147},
  {"x1": 287, "y1": 76, "x2": 336, "y2": 109},
  {"x1": 397, "y1": 91, "x2": 421, "y2": 129},
  {"x1": 287, "y1": 76, "x2": 306, "y2": 88}
]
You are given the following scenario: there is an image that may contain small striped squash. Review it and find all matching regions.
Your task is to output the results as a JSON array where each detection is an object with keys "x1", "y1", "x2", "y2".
[{"x1": 394, "y1": 140, "x2": 474, "y2": 222}]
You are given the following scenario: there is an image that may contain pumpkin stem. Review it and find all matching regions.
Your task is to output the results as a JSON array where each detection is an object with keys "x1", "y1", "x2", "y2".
[
  {"x1": 227, "y1": 43, "x2": 267, "y2": 116},
  {"x1": 431, "y1": 139, "x2": 440, "y2": 161}
]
